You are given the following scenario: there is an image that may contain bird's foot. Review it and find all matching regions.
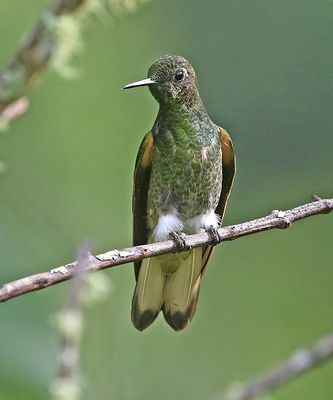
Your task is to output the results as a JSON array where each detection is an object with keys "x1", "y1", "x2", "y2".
[
  {"x1": 169, "y1": 231, "x2": 187, "y2": 252},
  {"x1": 206, "y1": 225, "x2": 221, "y2": 245}
]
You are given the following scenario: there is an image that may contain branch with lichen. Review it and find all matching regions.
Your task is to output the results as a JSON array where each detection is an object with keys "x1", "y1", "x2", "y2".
[
  {"x1": 0, "y1": 0, "x2": 87, "y2": 127},
  {"x1": 0, "y1": 196, "x2": 331, "y2": 303},
  {"x1": 214, "y1": 332, "x2": 333, "y2": 400},
  {"x1": 0, "y1": 0, "x2": 152, "y2": 128}
]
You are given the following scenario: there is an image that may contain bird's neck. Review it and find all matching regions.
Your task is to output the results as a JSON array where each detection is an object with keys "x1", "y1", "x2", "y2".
[
  {"x1": 159, "y1": 93, "x2": 205, "y2": 116},
  {"x1": 153, "y1": 96, "x2": 216, "y2": 140}
]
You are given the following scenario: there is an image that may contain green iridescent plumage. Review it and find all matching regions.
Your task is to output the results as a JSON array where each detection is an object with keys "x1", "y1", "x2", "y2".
[
  {"x1": 124, "y1": 55, "x2": 236, "y2": 331},
  {"x1": 148, "y1": 102, "x2": 222, "y2": 227}
]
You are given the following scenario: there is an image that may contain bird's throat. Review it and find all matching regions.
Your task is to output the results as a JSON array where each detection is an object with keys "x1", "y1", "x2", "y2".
[{"x1": 153, "y1": 98, "x2": 217, "y2": 146}]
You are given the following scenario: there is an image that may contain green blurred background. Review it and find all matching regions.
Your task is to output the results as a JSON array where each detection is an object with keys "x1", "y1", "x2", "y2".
[{"x1": 0, "y1": 1, "x2": 332, "y2": 399}]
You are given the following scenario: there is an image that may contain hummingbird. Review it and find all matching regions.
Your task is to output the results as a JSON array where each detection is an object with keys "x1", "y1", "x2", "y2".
[{"x1": 123, "y1": 55, "x2": 236, "y2": 331}]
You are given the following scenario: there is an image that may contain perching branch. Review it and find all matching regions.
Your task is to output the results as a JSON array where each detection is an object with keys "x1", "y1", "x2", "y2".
[
  {"x1": 214, "y1": 332, "x2": 333, "y2": 400},
  {"x1": 0, "y1": 197, "x2": 331, "y2": 303}
]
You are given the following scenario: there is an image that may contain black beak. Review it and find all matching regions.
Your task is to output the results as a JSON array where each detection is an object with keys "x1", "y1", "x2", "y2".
[{"x1": 122, "y1": 77, "x2": 157, "y2": 90}]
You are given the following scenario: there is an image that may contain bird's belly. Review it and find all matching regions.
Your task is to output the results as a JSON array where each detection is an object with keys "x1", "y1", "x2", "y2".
[
  {"x1": 147, "y1": 146, "x2": 222, "y2": 240},
  {"x1": 149, "y1": 154, "x2": 222, "y2": 212}
]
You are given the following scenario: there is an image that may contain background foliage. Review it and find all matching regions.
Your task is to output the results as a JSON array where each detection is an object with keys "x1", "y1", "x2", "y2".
[{"x1": 0, "y1": 1, "x2": 332, "y2": 399}]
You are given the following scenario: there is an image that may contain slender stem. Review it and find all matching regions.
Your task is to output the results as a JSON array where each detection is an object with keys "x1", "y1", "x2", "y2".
[{"x1": 51, "y1": 246, "x2": 90, "y2": 400}]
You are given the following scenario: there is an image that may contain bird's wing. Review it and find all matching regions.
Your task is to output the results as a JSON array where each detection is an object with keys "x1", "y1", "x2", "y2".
[
  {"x1": 201, "y1": 127, "x2": 236, "y2": 270},
  {"x1": 133, "y1": 131, "x2": 154, "y2": 280}
]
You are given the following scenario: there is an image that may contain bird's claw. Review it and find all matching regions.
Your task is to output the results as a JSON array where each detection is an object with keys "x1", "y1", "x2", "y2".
[
  {"x1": 206, "y1": 226, "x2": 221, "y2": 245},
  {"x1": 169, "y1": 231, "x2": 187, "y2": 252}
]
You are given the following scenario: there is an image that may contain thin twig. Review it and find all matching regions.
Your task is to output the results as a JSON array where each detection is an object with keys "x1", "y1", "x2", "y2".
[
  {"x1": 214, "y1": 332, "x2": 333, "y2": 400},
  {"x1": 51, "y1": 245, "x2": 90, "y2": 400},
  {"x1": 0, "y1": 197, "x2": 332, "y2": 303}
]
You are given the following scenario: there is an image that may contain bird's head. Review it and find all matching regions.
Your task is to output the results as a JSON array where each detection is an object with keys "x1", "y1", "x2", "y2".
[{"x1": 123, "y1": 55, "x2": 200, "y2": 107}]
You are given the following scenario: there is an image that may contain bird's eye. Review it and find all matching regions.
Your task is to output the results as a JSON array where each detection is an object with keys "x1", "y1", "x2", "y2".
[{"x1": 174, "y1": 68, "x2": 187, "y2": 82}]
